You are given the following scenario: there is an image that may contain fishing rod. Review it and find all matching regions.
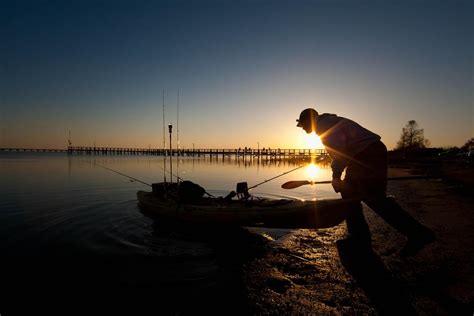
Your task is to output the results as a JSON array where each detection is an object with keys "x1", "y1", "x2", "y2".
[
  {"x1": 169, "y1": 124, "x2": 173, "y2": 185},
  {"x1": 153, "y1": 158, "x2": 217, "y2": 198},
  {"x1": 88, "y1": 157, "x2": 305, "y2": 198},
  {"x1": 162, "y1": 90, "x2": 167, "y2": 183},
  {"x1": 86, "y1": 160, "x2": 151, "y2": 187},
  {"x1": 87, "y1": 158, "x2": 184, "y2": 187},
  {"x1": 176, "y1": 89, "x2": 180, "y2": 181},
  {"x1": 247, "y1": 164, "x2": 305, "y2": 190},
  {"x1": 86, "y1": 159, "x2": 211, "y2": 196},
  {"x1": 226, "y1": 164, "x2": 305, "y2": 200},
  {"x1": 159, "y1": 163, "x2": 217, "y2": 198}
]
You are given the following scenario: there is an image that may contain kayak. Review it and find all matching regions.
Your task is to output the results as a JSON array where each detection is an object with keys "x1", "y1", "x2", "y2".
[{"x1": 137, "y1": 190, "x2": 354, "y2": 229}]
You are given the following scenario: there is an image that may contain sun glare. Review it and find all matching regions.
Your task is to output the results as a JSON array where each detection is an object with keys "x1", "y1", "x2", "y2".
[
  {"x1": 304, "y1": 134, "x2": 324, "y2": 149},
  {"x1": 306, "y1": 163, "x2": 320, "y2": 180}
]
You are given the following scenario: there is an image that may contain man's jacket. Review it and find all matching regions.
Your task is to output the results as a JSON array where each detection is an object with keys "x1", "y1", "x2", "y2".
[{"x1": 316, "y1": 113, "x2": 381, "y2": 178}]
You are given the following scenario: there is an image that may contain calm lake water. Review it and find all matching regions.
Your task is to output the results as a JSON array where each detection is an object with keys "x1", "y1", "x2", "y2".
[{"x1": 0, "y1": 152, "x2": 337, "y2": 313}]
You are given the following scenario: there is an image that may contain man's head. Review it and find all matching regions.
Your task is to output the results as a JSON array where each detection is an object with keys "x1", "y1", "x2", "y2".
[{"x1": 296, "y1": 108, "x2": 318, "y2": 134}]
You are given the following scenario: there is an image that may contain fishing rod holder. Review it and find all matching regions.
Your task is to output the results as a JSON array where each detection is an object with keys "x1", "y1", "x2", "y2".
[{"x1": 224, "y1": 182, "x2": 250, "y2": 201}]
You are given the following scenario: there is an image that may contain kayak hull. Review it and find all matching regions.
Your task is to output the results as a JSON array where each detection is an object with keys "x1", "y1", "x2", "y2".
[{"x1": 137, "y1": 191, "x2": 353, "y2": 229}]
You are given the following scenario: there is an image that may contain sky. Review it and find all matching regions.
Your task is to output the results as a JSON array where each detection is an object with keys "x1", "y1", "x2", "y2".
[{"x1": 1, "y1": 0, "x2": 472, "y2": 150}]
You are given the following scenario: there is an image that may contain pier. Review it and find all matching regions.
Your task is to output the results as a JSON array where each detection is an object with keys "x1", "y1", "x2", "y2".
[
  {"x1": 1, "y1": 146, "x2": 327, "y2": 159},
  {"x1": 66, "y1": 146, "x2": 327, "y2": 159},
  {"x1": 0, "y1": 148, "x2": 67, "y2": 153}
]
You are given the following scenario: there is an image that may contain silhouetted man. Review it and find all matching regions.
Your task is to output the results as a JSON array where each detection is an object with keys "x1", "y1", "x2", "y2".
[{"x1": 296, "y1": 108, "x2": 434, "y2": 256}]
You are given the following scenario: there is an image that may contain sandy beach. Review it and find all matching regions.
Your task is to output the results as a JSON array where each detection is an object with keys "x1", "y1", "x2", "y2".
[{"x1": 243, "y1": 157, "x2": 474, "y2": 315}]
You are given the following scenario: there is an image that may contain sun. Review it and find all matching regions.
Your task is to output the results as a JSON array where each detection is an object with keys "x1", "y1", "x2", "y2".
[
  {"x1": 306, "y1": 163, "x2": 320, "y2": 180},
  {"x1": 304, "y1": 133, "x2": 324, "y2": 149}
]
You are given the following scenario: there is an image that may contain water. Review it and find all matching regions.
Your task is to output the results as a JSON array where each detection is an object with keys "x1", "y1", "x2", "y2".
[{"x1": 0, "y1": 152, "x2": 338, "y2": 313}]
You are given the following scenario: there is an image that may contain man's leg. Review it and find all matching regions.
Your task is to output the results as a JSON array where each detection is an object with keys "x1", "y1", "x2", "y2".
[
  {"x1": 344, "y1": 201, "x2": 372, "y2": 243},
  {"x1": 364, "y1": 196, "x2": 435, "y2": 256},
  {"x1": 340, "y1": 141, "x2": 388, "y2": 246},
  {"x1": 341, "y1": 177, "x2": 371, "y2": 244}
]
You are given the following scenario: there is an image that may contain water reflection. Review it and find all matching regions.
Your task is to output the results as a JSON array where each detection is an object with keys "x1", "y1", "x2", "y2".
[
  {"x1": 306, "y1": 163, "x2": 321, "y2": 181},
  {"x1": 63, "y1": 154, "x2": 336, "y2": 200},
  {"x1": 0, "y1": 152, "x2": 340, "y2": 313},
  {"x1": 1, "y1": 152, "x2": 338, "y2": 255}
]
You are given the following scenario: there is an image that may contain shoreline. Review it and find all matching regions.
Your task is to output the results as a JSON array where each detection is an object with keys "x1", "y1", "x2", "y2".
[{"x1": 243, "y1": 159, "x2": 474, "y2": 314}]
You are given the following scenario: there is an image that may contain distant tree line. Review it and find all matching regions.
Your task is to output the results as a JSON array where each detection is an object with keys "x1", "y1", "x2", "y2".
[
  {"x1": 396, "y1": 120, "x2": 430, "y2": 151},
  {"x1": 462, "y1": 138, "x2": 474, "y2": 150},
  {"x1": 394, "y1": 120, "x2": 472, "y2": 154}
]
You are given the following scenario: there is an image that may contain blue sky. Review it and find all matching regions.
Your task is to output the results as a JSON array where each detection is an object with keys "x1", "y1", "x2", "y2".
[{"x1": 1, "y1": 0, "x2": 472, "y2": 149}]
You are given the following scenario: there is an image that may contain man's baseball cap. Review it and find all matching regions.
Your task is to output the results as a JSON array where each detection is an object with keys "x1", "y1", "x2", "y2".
[{"x1": 296, "y1": 108, "x2": 318, "y2": 127}]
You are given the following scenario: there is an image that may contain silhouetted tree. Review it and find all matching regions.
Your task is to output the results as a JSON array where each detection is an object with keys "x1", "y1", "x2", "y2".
[
  {"x1": 461, "y1": 138, "x2": 474, "y2": 150},
  {"x1": 396, "y1": 120, "x2": 429, "y2": 150}
]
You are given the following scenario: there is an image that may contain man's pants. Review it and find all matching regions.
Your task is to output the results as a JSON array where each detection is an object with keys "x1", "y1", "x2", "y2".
[{"x1": 342, "y1": 141, "x2": 429, "y2": 241}]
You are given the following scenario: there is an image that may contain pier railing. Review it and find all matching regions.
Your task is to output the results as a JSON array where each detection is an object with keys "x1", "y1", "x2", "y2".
[
  {"x1": 1, "y1": 146, "x2": 327, "y2": 159},
  {"x1": 0, "y1": 147, "x2": 66, "y2": 153}
]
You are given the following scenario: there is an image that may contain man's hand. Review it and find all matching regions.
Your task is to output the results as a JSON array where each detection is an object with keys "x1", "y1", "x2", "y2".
[{"x1": 332, "y1": 177, "x2": 344, "y2": 193}]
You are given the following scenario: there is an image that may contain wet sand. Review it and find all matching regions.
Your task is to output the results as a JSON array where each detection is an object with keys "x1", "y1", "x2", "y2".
[{"x1": 243, "y1": 159, "x2": 474, "y2": 315}]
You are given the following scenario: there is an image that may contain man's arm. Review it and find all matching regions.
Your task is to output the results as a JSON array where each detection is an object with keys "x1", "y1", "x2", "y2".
[
  {"x1": 331, "y1": 158, "x2": 347, "y2": 179},
  {"x1": 330, "y1": 158, "x2": 346, "y2": 193},
  {"x1": 321, "y1": 117, "x2": 349, "y2": 192}
]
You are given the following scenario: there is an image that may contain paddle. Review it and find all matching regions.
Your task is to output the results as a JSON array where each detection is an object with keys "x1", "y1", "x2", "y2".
[
  {"x1": 281, "y1": 175, "x2": 436, "y2": 189},
  {"x1": 282, "y1": 180, "x2": 331, "y2": 189}
]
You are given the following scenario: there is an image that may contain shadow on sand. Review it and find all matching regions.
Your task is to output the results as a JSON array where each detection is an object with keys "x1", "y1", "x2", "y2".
[{"x1": 336, "y1": 241, "x2": 417, "y2": 315}]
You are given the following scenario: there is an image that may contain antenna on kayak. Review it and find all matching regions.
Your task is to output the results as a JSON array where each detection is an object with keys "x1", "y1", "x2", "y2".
[
  {"x1": 169, "y1": 123, "x2": 173, "y2": 185},
  {"x1": 176, "y1": 89, "x2": 180, "y2": 183},
  {"x1": 177, "y1": 88, "x2": 179, "y2": 153},
  {"x1": 162, "y1": 90, "x2": 166, "y2": 184}
]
